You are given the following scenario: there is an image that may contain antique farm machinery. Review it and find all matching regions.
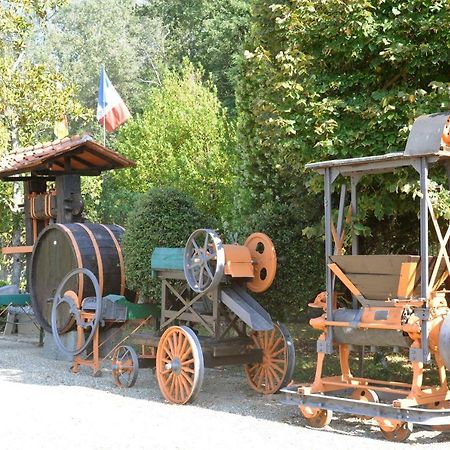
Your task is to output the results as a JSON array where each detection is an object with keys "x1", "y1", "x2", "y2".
[
  {"x1": 282, "y1": 113, "x2": 450, "y2": 441},
  {"x1": 0, "y1": 134, "x2": 135, "y2": 338},
  {"x1": 0, "y1": 134, "x2": 294, "y2": 404},
  {"x1": 50, "y1": 228, "x2": 295, "y2": 404}
]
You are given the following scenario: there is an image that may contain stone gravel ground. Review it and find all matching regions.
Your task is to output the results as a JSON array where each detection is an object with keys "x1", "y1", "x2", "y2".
[{"x1": 0, "y1": 337, "x2": 449, "y2": 450}]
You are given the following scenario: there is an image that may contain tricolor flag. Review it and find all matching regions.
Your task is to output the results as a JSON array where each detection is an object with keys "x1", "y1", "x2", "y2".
[{"x1": 97, "y1": 67, "x2": 131, "y2": 132}]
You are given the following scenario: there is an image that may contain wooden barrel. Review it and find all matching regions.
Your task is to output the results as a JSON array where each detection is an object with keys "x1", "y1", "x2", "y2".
[{"x1": 30, "y1": 223, "x2": 133, "y2": 332}]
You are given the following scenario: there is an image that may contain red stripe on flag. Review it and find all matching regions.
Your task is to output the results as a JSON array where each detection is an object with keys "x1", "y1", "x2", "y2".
[{"x1": 99, "y1": 100, "x2": 131, "y2": 132}]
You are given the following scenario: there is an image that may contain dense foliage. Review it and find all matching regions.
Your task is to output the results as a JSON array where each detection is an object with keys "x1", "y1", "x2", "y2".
[
  {"x1": 123, "y1": 188, "x2": 213, "y2": 301},
  {"x1": 236, "y1": 0, "x2": 450, "y2": 308},
  {"x1": 238, "y1": 0, "x2": 450, "y2": 210},
  {"x1": 142, "y1": 0, "x2": 251, "y2": 110},
  {"x1": 104, "y1": 62, "x2": 236, "y2": 223},
  {"x1": 29, "y1": 0, "x2": 165, "y2": 121}
]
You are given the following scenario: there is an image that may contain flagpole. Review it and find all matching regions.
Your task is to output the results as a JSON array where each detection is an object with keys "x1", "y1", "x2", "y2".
[{"x1": 102, "y1": 63, "x2": 106, "y2": 147}]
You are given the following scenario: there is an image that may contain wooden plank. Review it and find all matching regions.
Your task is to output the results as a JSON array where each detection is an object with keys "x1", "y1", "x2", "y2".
[
  {"x1": 397, "y1": 262, "x2": 418, "y2": 298},
  {"x1": 151, "y1": 247, "x2": 184, "y2": 271},
  {"x1": 162, "y1": 310, "x2": 215, "y2": 324},
  {"x1": 330, "y1": 255, "x2": 419, "y2": 275},
  {"x1": 348, "y1": 274, "x2": 400, "y2": 299},
  {"x1": 0, "y1": 293, "x2": 31, "y2": 306},
  {"x1": 2, "y1": 246, "x2": 33, "y2": 255}
]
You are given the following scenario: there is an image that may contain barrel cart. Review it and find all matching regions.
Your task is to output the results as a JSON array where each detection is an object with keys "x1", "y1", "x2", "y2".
[
  {"x1": 50, "y1": 228, "x2": 295, "y2": 404},
  {"x1": 282, "y1": 113, "x2": 450, "y2": 441},
  {"x1": 0, "y1": 134, "x2": 136, "y2": 343}
]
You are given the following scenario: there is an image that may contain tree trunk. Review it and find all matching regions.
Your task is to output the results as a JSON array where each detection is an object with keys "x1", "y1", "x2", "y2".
[
  {"x1": 10, "y1": 225, "x2": 22, "y2": 286},
  {"x1": 9, "y1": 125, "x2": 23, "y2": 287}
]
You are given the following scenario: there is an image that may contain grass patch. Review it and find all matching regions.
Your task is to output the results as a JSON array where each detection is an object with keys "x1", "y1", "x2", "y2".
[{"x1": 287, "y1": 323, "x2": 446, "y2": 386}]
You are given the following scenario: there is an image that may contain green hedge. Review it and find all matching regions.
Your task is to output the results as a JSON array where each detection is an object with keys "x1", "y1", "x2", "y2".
[
  {"x1": 240, "y1": 199, "x2": 324, "y2": 321},
  {"x1": 123, "y1": 187, "x2": 214, "y2": 302}
]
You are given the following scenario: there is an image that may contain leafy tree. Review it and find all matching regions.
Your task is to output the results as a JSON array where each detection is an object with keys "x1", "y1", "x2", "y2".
[
  {"x1": 104, "y1": 61, "x2": 236, "y2": 224},
  {"x1": 1, "y1": 1, "x2": 83, "y2": 147},
  {"x1": 142, "y1": 0, "x2": 251, "y2": 110},
  {"x1": 236, "y1": 0, "x2": 450, "y2": 308},
  {"x1": 0, "y1": 0, "x2": 84, "y2": 284},
  {"x1": 28, "y1": 0, "x2": 166, "y2": 125}
]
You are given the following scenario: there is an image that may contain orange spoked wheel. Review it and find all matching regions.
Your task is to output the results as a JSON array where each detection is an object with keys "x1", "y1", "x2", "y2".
[
  {"x1": 299, "y1": 405, "x2": 333, "y2": 428},
  {"x1": 112, "y1": 345, "x2": 139, "y2": 388},
  {"x1": 377, "y1": 419, "x2": 413, "y2": 442},
  {"x1": 156, "y1": 326, "x2": 204, "y2": 404},
  {"x1": 244, "y1": 322, "x2": 295, "y2": 394}
]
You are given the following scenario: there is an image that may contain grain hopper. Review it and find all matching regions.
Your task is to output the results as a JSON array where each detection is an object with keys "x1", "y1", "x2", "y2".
[{"x1": 283, "y1": 113, "x2": 450, "y2": 441}]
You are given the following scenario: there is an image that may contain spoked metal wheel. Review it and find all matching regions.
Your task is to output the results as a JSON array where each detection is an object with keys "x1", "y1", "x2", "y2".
[
  {"x1": 156, "y1": 326, "x2": 204, "y2": 404},
  {"x1": 112, "y1": 345, "x2": 139, "y2": 388},
  {"x1": 244, "y1": 322, "x2": 295, "y2": 394},
  {"x1": 184, "y1": 228, "x2": 225, "y2": 294},
  {"x1": 378, "y1": 419, "x2": 413, "y2": 442},
  {"x1": 300, "y1": 406, "x2": 333, "y2": 428},
  {"x1": 51, "y1": 268, "x2": 102, "y2": 357}
]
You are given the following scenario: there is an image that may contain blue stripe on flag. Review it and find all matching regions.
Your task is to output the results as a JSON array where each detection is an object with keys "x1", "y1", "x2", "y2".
[{"x1": 97, "y1": 67, "x2": 111, "y2": 112}]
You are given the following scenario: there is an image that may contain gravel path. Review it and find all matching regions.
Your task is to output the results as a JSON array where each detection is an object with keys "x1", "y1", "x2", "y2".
[{"x1": 0, "y1": 337, "x2": 449, "y2": 450}]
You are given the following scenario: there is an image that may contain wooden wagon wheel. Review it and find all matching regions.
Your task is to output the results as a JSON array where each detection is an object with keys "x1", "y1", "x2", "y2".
[
  {"x1": 244, "y1": 322, "x2": 295, "y2": 394},
  {"x1": 156, "y1": 326, "x2": 204, "y2": 404},
  {"x1": 299, "y1": 405, "x2": 333, "y2": 428},
  {"x1": 112, "y1": 345, "x2": 139, "y2": 388},
  {"x1": 377, "y1": 419, "x2": 413, "y2": 442}
]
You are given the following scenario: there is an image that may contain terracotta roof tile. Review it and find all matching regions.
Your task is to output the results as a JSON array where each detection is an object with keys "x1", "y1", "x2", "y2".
[{"x1": 0, "y1": 133, "x2": 135, "y2": 178}]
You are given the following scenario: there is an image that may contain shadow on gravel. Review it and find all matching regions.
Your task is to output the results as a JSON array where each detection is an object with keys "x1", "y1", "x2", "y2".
[{"x1": 0, "y1": 337, "x2": 449, "y2": 445}]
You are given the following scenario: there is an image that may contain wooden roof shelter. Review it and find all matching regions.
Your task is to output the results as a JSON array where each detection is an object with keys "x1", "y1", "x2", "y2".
[{"x1": 0, "y1": 134, "x2": 135, "y2": 180}]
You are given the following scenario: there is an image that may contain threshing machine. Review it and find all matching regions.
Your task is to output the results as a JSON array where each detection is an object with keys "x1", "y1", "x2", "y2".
[
  {"x1": 283, "y1": 113, "x2": 450, "y2": 441},
  {"x1": 50, "y1": 228, "x2": 295, "y2": 404}
]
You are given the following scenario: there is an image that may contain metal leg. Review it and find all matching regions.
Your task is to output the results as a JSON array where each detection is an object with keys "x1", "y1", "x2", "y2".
[
  {"x1": 324, "y1": 168, "x2": 334, "y2": 353},
  {"x1": 419, "y1": 157, "x2": 431, "y2": 364}
]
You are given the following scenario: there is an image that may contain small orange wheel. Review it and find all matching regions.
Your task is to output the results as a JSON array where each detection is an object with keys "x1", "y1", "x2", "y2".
[
  {"x1": 351, "y1": 388, "x2": 379, "y2": 420},
  {"x1": 378, "y1": 420, "x2": 413, "y2": 442},
  {"x1": 156, "y1": 326, "x2": 204, "y2": 404},
  {"x1": 300, "y1": 405, "x2": 333, "y2": 428},
  {"x1": 112, "y1": 345, "x2": 139, "y2": 388},
  {"x1": 244, "y1": 322, "x2": 295, "y2": 394}
]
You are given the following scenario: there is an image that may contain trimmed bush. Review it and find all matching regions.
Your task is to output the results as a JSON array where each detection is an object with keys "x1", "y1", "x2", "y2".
[{"x1": 123, "y1": 187, "x2": 214, "y2": 302}]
